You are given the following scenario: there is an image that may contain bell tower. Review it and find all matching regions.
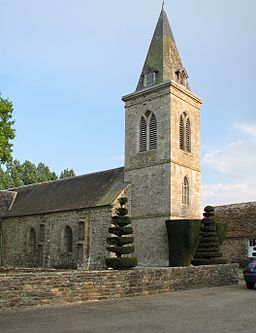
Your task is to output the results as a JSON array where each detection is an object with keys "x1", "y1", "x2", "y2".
[{"x1": 122, "y1": 6, "x2": 202, "y2": 266}]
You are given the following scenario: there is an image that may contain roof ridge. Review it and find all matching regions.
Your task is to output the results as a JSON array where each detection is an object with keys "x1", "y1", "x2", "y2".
[
  {"x1": 215, "y1": 201, "x2": 256, "y2": 208},
  {"x1": 5, "y1": 166, "x2": 124, "y2": 191}
]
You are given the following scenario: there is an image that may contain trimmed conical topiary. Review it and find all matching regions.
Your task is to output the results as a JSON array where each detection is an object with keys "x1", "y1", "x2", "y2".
[
  {"x1": 106, "y1": 197, "x2": 138, "y2": 270},
  {"x1": 191, "y1": 206, "x2": 227, "y2": 266}
]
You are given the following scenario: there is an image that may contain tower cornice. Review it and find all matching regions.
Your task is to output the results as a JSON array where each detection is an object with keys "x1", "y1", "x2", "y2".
[{"x1": 122, "y1": 80, "x2": 202, "y2": 104}]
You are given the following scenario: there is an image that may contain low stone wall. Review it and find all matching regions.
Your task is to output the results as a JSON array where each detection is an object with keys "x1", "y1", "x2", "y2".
[{"x1": 0, "y1": 264, "x2": 238, "y2": 311}]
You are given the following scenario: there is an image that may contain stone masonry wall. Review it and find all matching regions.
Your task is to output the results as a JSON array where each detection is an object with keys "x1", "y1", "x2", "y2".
[
  {"x1": 89, "y1": 206, "x2": 113, "y2": 270},
  {"x1": 170, "y1": 83, "x2": 201, "y2": 219},
  {"x1": 1, "y1": 209, "x2": 90, "y2": 268},
  {"x1": 221, "y1": 238, "x2": 248, "y2": 266},
  {"x1": 215, "y1": 202, "x2": 256, "y2": 265},
  {"x1": 132, "y1": 216, "x2": 169, "y2": 267},
  {"x1": 0, "y1": 264, "x2": 238, "y2": 311},
  {"x1": 1, "y1": 206, "x2": 114, "y2": 270},
  {"x1": 124, "y1": 83, "x2": 171, "y2": 171},
  {"x1": 123, "y1": 82, "x2": 201, "y2": 266},
  {"x1": 170, "y1": 163, "x2": 200, "y2": 219}
]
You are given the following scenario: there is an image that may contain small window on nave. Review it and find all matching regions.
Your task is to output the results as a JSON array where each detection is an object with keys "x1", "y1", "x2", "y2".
[
  {"x1": 28, "y1": 227, "x2": 36, "y2": 255},
  {"x1": 64, "y1": 226, "x2": 73, "y2": 254}
]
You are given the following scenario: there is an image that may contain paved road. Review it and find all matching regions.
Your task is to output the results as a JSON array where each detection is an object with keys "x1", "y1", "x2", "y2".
[{"x1": 1, "y1": 280, "x2": 255, "y2": 333}]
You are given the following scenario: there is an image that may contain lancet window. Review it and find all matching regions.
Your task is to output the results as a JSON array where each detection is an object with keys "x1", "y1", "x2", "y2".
[{"x1": 139, "y1": 111, "x2": 157, "y2": 152}]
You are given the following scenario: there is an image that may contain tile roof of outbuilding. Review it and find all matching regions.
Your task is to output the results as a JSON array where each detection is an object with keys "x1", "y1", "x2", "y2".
[{"x1": 215, "y1": 202, "x2": 256, "y2": 238}]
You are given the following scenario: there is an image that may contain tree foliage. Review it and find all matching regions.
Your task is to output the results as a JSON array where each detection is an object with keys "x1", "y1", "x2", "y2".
[
  {"x1": 59, "y1": 168, "x2": 76, "y2": 179},
  {"x1": 0, "y1": 95, "x2": 15, "y2": 164},
  {"x1": 0, "y1": 159, "x2": 76, "y2": 190}
]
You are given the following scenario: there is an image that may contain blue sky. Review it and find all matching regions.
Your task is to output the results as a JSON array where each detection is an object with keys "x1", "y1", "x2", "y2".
[{"x1": 0, "y1": 0, "x2": 255, "y2": 208}]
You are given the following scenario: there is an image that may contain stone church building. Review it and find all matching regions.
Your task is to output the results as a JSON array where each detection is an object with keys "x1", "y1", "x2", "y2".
[{"x1": 0, "y1": 7, "x2": 202, "y2": 270}]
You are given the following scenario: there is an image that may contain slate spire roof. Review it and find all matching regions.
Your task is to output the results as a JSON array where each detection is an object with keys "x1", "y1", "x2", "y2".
[{"x1": 136, "y1": 6, "x2": 190, "y2": 91}]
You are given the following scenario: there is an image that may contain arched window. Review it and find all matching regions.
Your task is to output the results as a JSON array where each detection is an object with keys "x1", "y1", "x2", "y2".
[
  {"x1": 185, "y1": 118, "x2": 191, "y2": 152},
  {"x1": 149, "y1": 113, "x2": 157, "y2": 150},
  {"x1": 179, "y1": 115, "x2": 184, "y2": 150},
  {"x1": 28, "y1": 228, "x2": 36, "y2": 255},
  {"x1": 140, "y1": 116, "x2": 147, "y2": 152},
  {"x1": 182, "y1": 177, "x2": 189, "y2": 206},
  {"x1": 179, "y1": 113, "x2": 191, "y2": 153},
  {"x1": 139, "y1": 111, "x2": 157, "y2": 152},
  {"x1": 64, "y1": 226, "x2": 73, "y2": 254}
]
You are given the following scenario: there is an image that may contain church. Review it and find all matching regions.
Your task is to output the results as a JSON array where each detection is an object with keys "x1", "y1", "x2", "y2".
[{"x1": 0, "y1": 6, "x2": 202, "y2": 270}]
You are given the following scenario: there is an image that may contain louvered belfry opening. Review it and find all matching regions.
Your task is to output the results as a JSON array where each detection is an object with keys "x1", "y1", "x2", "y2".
[
  {"x1": 179, "y1": 113, "x2": 191, "y2": 153},
  {"x1": 149, "y1": 113, "x2": 157, "y2": 150},
  {"x1": 140, "y1": 116, "x2": 147, "y2": 152},
  {"x1": 179, "y1": 115, "x2": 184, "y2": 150},
  {"x1": 139, "y1": 111, "x2": 157, "y2": 152},
  {"x1": 185, "y1": 118, "x2": 191, "y2": 152}
]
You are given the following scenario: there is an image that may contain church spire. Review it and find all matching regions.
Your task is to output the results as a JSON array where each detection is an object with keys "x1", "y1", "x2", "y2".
[{"x1": 136, "y1": 6, "x2": 190, "y2": 91}]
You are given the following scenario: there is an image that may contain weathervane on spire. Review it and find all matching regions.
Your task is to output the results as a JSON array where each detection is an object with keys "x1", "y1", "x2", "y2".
[{"x1": 162, "y1": 0, "x2": 165, "y2": 9}]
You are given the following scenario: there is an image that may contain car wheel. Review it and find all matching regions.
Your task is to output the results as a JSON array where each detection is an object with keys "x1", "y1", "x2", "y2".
[{"x1": 246, "y1": 282, "x2": 255, "y2": 289}]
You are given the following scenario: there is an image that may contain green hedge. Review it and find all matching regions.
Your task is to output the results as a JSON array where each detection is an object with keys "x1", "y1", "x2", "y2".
[{"x1": 165, "y1": 220, "x2": 201, "y2": 267}]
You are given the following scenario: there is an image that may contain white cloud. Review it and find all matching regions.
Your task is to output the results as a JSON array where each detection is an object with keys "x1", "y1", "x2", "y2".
[
  {"x1": 202, "y1": 139, "x2": 256, "y2": 179},
  {"x1": 201, "y1": 183, "x2": 256, "y2": 208},
  {"x1": 202, "y1": 138, "x2": 256, "y2": 207},
  {"x1": 234, "y1": 123, "x2": 256, "y2": 137}
]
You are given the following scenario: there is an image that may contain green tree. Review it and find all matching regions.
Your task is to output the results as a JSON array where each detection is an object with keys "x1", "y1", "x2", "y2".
[
  {"x1": 0, "y1": 158, "x2": 76, "y2": 190},
  {"x1": 59, "y1": 168, "x2": 76, "y2": 179},
  {"x1": 36, "y1": 162, "x2": 58, "y2": 183},
  {"x1": 5, "y1": 159, "x2": 23, "y2": 188},
  {"x1": 0, "y1": 95, "x2": 15, "y2": 164},
  {"x1": 22, "y1": 160, "x2": 37, "y2": 185},
  {"x1": 0, "y1": 165, "x2": 9, "y2": 190}
]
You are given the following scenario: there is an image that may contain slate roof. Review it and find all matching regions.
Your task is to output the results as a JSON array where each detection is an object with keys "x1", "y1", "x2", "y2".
[
  {"x1": 1, "y1": 167, "x2": 126, "y2": 218},
  {"x1": 0, "y1": 191, "x2": 16, "y2": 217}
]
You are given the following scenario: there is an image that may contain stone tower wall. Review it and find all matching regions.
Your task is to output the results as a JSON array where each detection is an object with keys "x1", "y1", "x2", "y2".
[
  {"x1": 123, "y1": 82, "x2": 201, "y2": 266},
  {"x1": 170, "y1": 83, "x2": 201, "y2": 219},
  {"x1": 124, "y1": 83, "x2": 171, "y2": 171}
]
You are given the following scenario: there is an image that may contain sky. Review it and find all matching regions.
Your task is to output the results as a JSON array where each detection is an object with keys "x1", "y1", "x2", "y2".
[{"x1": 0, "y1": 0, "x2": 256, "y2": 208}]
